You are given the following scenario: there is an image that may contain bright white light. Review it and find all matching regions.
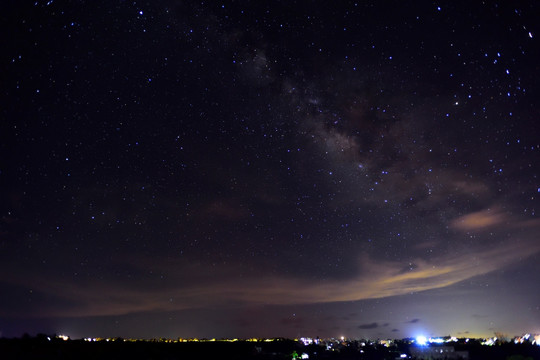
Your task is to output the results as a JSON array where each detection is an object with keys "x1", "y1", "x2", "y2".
[
  {"x1": 430, "y1": 337, "x2": 444, "y2": 344},
  {"x1": 400, "y1": 354, "x2": 407, "y2": 358},
  {"x1": 416, "y1": 336, "x2": 427, "y2": 346}
]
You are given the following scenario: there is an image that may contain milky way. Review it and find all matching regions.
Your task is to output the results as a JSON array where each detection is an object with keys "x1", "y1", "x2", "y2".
[{"x1": 1, "y1": 1, "x2": 539, "y2": 339}]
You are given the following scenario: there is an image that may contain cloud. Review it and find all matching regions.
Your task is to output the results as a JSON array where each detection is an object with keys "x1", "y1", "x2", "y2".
[
  {"x1": 392, "y1": 329, "x2": 400, "y2": 332},
  {"x1": 358, "y1": 322, "x2": 379, "y2": 329},
  {"x1": 406, "y1": 319, "x2": 420, "y2": 323},
  {"x1": 451, "y1": 180, "x2": 489, "y2": 196},
  {"x1": 2, "y1": 214, "x2": 539, "y2": 318},
  {"x1": 451, "y1": 208, "x2": 540, "y2": 233},
  {"x1": 451, "y1": 208, "x2": 507, "y2": 231},
  {"x1": 472, "y1": 314, "x2": 487, "y2": 319}
]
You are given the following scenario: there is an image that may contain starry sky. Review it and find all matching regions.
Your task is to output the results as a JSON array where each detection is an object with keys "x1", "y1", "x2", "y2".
[{"x1": 1, "y1": 0, "x2": 539, "y2": 340}]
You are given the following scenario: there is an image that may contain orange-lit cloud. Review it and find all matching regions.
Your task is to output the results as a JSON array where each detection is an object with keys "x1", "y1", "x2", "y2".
[
  {"x1": 3, "y1": 207, "x2": 539, "y2": 318},
  {"x1": 451, "y1": 208, "x2": 507, "y2": 231},
  {"x1": 4, "y1": 221, "x2": 539, "y2": 319}
]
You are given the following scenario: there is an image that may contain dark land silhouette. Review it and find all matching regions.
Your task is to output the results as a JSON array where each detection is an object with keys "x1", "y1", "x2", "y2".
[{"x1": 1, "y1": 334, "x2": 540, "y2": 360}]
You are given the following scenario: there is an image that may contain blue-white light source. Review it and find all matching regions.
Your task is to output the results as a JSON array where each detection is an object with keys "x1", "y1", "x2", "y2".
[{"x1": 416, "y1": 336, "x2": 427, "y2": 346}]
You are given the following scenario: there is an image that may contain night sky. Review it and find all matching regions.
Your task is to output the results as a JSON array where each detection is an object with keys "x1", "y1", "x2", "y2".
[{"x1": 2, "y1": 0, "x2": 540, "y2": 340}]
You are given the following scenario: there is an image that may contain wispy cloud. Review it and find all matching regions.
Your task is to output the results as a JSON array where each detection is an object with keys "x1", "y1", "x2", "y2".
[
  {"x1": 358, "y1": 322, "x2": 379, "y2": 329},
  {"x1": 451, "y1": 208, "x2": 507, "y2": 231},
  {"x1": 2, "y1": 207, "x2": 539, "y2": 318},
  {"x1": 4, "y1": 229, "x2": 539, "y2": 318}
]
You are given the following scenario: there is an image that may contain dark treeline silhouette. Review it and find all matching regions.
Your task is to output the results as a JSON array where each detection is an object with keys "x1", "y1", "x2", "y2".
[{"x1": 1, "y1": 334, "x2": 539, "y2": 360}]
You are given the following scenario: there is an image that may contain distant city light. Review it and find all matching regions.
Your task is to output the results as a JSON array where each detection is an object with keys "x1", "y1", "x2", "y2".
[{"x1": 416, "y1": 336, "x2": 428, "y2": 346}]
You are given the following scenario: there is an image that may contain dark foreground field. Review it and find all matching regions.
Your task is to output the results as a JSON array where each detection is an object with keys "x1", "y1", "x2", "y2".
[{"x1": 1, "y1": 336, "x2": 539, "y2": 360}]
